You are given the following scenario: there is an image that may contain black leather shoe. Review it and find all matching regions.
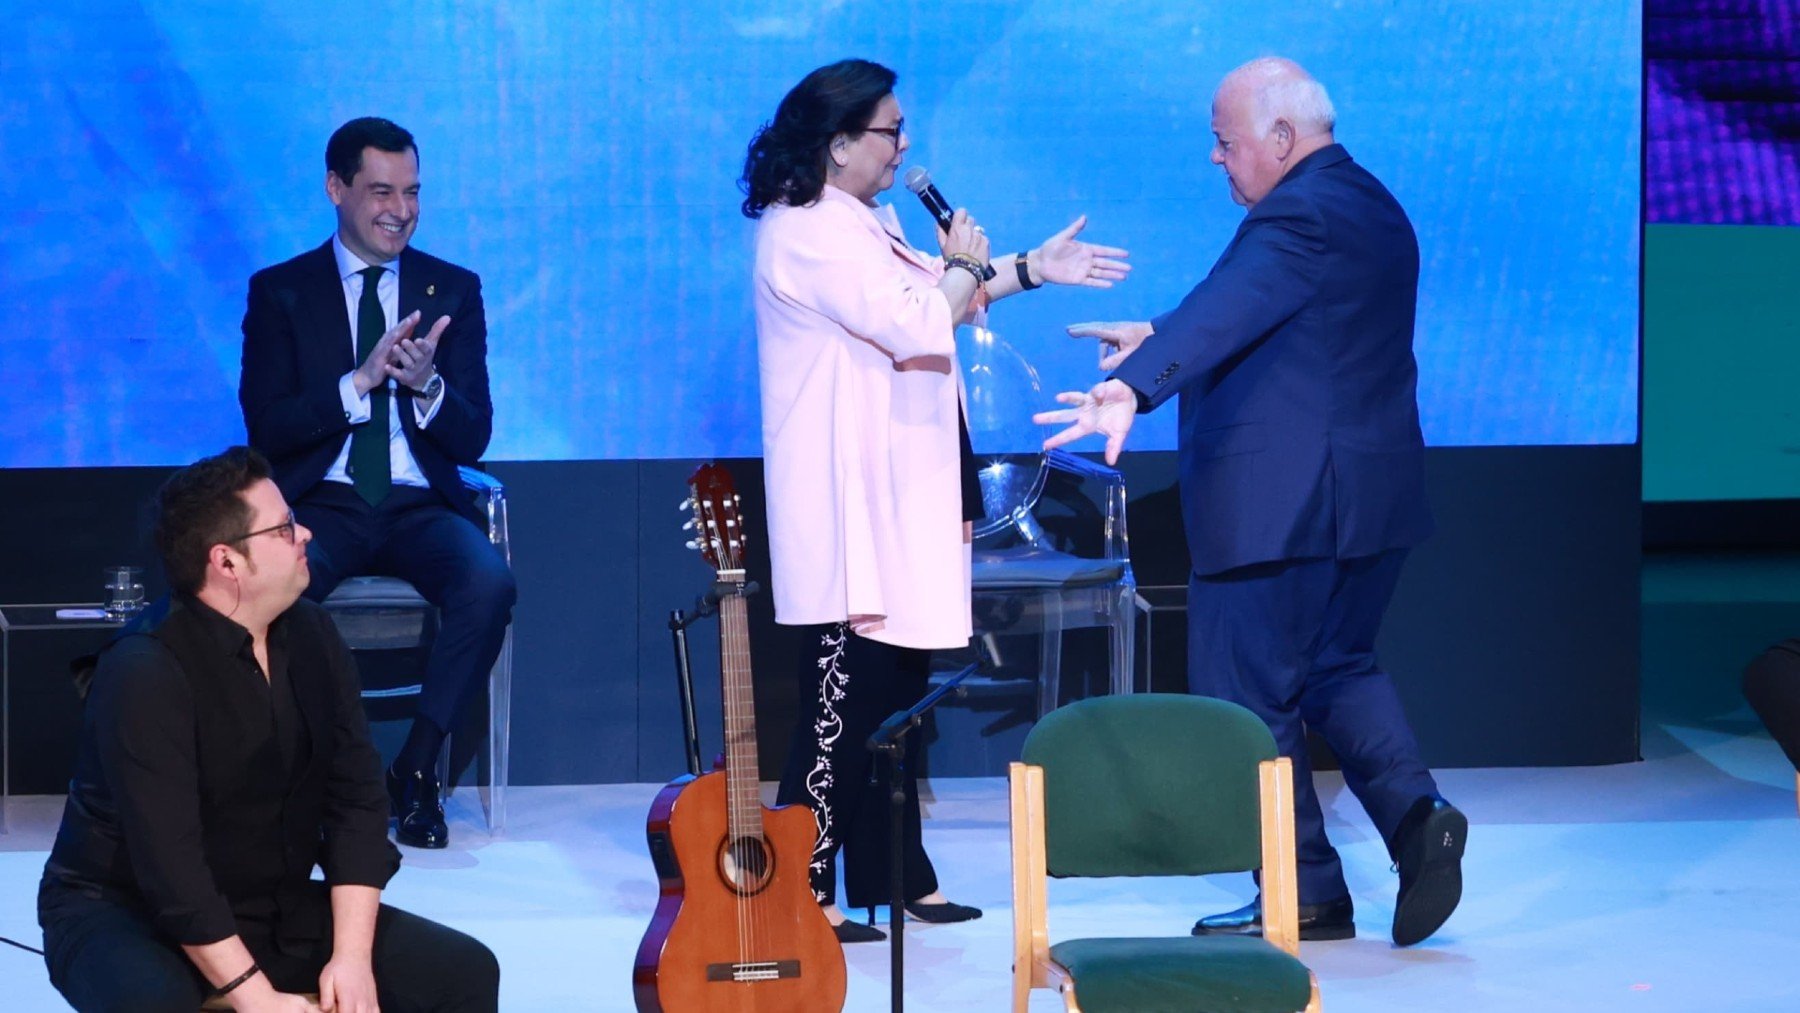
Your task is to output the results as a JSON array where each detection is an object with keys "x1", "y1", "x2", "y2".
[
  {"x1": 387, "y1": 766, "x2": 448, "y2": 849},
  {"x1": 903, "y1": 899, "x2": 983, "y2": 924},
  {"x1": 1391, "y1": 795, "x2": 1466, "y2": 946},
  {"x1": 832, "y1": 919, "x2": 886, "y2": 944},
  {"x1": 1192, "y1": 895, "x2": 1355, "y2": 941}
]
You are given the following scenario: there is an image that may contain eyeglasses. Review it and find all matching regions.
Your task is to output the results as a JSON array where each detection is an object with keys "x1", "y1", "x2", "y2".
[
  {"x1": 865, "y1": 120, "x2": 906, "y2": 146},
  {"x1": 235, "y1": 511, "x2": 297, "y2": 546}
]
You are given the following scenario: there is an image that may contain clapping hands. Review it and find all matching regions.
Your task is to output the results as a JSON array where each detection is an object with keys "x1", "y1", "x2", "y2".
[{"x1": 353, "y1": 311, "x2": 451, "y2": 396}]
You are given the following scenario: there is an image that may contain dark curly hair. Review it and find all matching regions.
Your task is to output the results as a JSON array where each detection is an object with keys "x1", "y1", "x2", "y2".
[
  {"x1": 740, "y1": 59, "x2": 898, "y2": 218},
  {"x1": 154, "y1": 446, "x2": 272, "y2": 594}
]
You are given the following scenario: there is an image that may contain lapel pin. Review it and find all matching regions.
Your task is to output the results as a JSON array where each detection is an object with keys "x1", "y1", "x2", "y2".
[{"x1": 426, "y1": 284, "x2": 435, "y2": 296}]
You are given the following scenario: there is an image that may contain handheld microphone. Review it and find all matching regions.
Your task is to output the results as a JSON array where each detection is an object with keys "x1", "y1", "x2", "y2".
[
  {"x1": 903, "y1": 166, "x2": 955, "y2": 232},
  {"x1": 903, "y1": 166, "x2": 996, "y2": 281}
]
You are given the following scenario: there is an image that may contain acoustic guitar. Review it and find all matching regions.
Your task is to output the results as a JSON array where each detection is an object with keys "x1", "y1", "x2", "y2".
[{"x1": 632, "y1": 463, "x2": 847, "y2": 1012}]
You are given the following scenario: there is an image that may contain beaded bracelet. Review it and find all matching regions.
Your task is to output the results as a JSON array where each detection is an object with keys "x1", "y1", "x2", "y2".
[{"x1": 944, "y1": 253, "x2": 989, "y2": 283}]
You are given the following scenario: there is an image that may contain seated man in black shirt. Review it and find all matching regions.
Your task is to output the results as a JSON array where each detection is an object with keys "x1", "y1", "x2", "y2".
[{"x1": 38, "y1": 447, "x2": 499, "y2": 1013}]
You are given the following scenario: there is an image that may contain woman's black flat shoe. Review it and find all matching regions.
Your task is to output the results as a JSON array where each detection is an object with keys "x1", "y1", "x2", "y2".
[
  {"x1": 903, "y1": 900, "x2": 983, "y2": 923},
  {"x1": 833, "y1": 919, "x2": 887, "y2": 944}
]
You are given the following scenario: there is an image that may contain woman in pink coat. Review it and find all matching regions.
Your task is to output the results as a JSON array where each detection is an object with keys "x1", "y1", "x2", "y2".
[{"x1": 741, "y1": 58, "x2": 1128, "y2": 944}]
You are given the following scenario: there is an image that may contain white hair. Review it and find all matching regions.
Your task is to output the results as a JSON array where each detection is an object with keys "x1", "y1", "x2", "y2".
[{"x1": 1225, "y1": 57, "x2": 1337, "y2": 138}]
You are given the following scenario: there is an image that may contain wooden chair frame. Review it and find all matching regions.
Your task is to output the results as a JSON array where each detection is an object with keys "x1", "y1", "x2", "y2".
[{"x1": 1009, "y1": 757, "x2": 1322, "y2": 1013}]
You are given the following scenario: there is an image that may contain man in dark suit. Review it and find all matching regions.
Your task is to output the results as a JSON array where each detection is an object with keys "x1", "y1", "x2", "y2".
[
  {"x1": 240, "y1": 117, "x2": 515, "y2": 849},
  {"x1": 1038, "y1": 57, "x2": 1466, "y2": 947},
  {"x1": 38, "y1": 447, "x2": 498, "y2": 1012}
]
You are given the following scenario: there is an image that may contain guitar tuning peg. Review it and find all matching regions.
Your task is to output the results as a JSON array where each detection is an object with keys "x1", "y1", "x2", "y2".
[
  {"x1": 679, "y1": 498, "x2": 692, "y2": 511},
  {"x1": 682, "y1": 519, "x2": 695, "y2": 530},
  {"x1": 685, "y1": 540, "x2": 700, "y2": 551}
]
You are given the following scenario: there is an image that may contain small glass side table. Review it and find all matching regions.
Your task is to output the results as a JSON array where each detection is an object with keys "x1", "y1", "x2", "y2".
[{"x1": 0, "y1": 604, "x2": 125, "y2": 833}]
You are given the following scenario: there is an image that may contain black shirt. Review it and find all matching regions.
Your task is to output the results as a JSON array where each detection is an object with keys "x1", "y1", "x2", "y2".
[
  {"x1": 958, "y1": 406, "x2": 986, "y2": 523},
  {"x1": 39, "y1": 595, "x2": 398, "y2": 948}
]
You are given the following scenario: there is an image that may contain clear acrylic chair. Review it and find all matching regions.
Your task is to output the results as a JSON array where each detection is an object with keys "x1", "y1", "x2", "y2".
[
  {"x1": 320, "y1": 466, "x2": 512, "y2": 833},
  {"x1": 961, "y1": 326, "x2": 1140, "y2": 716}
]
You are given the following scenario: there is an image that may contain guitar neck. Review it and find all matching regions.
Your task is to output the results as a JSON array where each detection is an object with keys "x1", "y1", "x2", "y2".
[{"x1": 717, "y1": 574, "x2": 764, "y2": 840}]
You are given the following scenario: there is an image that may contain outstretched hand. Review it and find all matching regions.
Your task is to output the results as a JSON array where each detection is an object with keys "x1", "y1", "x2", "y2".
[
  {"x1": 1030, "y1": 216, "x2": 1130, "y2": 289},
  {"x1": 1067, "y1": 320, "x2": 1153, "y2": 370},
  {"x1": 1033, "y1": 378, "x2": 1140, "y2": 465}
]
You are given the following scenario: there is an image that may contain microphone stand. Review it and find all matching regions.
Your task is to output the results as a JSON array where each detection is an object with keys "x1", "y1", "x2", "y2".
[
  {"x1": 865, "y1": 660, "x2": 980, "y2": 1013},
  {"x1": 666, "y1": 606, "x2": 707, "y2": 777}
]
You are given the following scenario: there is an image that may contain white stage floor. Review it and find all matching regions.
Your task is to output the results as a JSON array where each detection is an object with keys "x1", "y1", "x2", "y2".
[{"x1": 4, "y1": 718, "x2": 1797, "y2": 1011}]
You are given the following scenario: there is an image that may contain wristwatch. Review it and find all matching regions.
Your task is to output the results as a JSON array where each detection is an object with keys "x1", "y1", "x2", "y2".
[{"x1": 412, "y1": 370, "x2": 443, "y2": 400}]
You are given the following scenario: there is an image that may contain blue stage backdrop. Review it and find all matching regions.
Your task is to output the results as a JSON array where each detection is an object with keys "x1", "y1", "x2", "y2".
[{"x1": 0, "y1": 2, "x2": 1639, "y2": 467}]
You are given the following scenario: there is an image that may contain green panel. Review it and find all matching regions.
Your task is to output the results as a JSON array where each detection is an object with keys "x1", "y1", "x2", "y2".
[
  {"x1": 1021, "y1": 695, "x2": 1276, "y2": 878},
  {"x1": 1644, "y1": 224, "x2": 1800, "y2": 501}
]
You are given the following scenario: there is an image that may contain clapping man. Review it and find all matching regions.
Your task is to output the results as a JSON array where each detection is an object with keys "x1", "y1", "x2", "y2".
[{"x1": 239, "y1": 117, "x2": 515, "y2": 849}]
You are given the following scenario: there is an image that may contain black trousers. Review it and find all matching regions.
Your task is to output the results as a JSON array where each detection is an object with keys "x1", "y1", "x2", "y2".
[
  {"x1": 40, "y1": 892, "x2": 499, "y2": 1013},
  {"x1": 1745, "y1": 640, "x2": 1800, "y2": 769},
  {"x1": 775, "y1": 623, "x2": 939, "y2": 909},
  {"x1": 296, "y1": 483, "x2": 516, "y2": 738}
]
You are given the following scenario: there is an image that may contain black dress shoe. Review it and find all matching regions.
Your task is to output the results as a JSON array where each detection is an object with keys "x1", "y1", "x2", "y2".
[
  {"x1": 1192, "y1": 895, "x2": 1355, "y2": 941},
  {"x1": 387, "y1": 765, "x2": 448, "y2": 849},
  {"x1": 1390, "y1": 795, "x2": 1467, "y2": 947},
  {"x1": 832, "y1": 919, "x2": 886, "y2": 944},
  {"x1": 902, "y1": 899, "x2": 983, "y2": 924}
]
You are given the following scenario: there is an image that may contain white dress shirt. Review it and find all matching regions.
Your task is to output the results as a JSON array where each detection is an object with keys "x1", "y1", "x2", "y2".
[{"x1": 325, "y1": 234, "x2": 444, "y2": 489}]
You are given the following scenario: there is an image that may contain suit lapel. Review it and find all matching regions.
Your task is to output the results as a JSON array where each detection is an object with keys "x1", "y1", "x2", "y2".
[
  {"x1": 884, "y1": 231, "x2": 936, "y2": 272},
  {"x1": 828, "y1": 187, "x2": 937, "y2": 274},
  {"x1": 398, "y1": 247, "x2": 428, "y2": 324},
  {"x1": 303, "y1": 241, "x2": 355, "y2": 372},
  {"x1": 868, "y1": 209, "x2": 936, "y2": 273},
  {"x1": 394, "y1": 249, "x2": 434, "y2": 427}
]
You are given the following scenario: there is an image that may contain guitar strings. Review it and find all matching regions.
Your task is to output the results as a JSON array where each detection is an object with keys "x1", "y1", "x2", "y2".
[
  {"x1": 725, "y1": 587, "x2": 758, "y2": 969},
  {"x1": 725, "y1": 589, "x2": 747, "y2": 968}
]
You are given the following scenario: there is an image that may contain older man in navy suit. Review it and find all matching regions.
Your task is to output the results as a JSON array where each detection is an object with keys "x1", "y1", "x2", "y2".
[
  {"x1": 239, "y1": 117, "x2": 515, "y2": 850},
  {"x1": 1039, "y1": 57, "x2": 1465, "y2": 947}
]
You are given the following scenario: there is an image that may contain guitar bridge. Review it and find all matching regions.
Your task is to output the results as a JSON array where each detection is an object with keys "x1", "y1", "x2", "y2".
[{"x1": 705, "y1": 960, "x2": 801, "y2": 983}]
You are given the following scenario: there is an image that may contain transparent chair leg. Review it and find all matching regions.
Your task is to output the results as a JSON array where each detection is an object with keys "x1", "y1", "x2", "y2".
[
  {"x1": 1037, "y1": 597, "x2": 1065, "y2": 718},
  {"x1": 1110, "y1": 584, "x2": 1139, "y2": 696},
  {"x1": 486, "y1": 625, "x2": 513, "y2": 834}
]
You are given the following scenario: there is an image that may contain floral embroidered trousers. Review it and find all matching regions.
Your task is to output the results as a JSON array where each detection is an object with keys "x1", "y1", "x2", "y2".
[{"x1": 775, "y1": 622, "x2": 940, "y2": 909}]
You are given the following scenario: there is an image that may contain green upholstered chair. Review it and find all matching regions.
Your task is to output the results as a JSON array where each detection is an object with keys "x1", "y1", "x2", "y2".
[{"x1": 1009, "y1": 694, "x2": 1321, "y2": 1013}]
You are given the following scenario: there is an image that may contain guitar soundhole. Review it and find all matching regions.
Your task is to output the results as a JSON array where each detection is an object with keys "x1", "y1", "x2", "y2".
[{"x1": 718, "y1": 835, "x2": 775, "y2": 895}]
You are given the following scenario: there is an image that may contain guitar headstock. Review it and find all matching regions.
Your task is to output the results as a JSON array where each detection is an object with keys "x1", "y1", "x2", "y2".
[{"x1": 683, "y1": 463, "x2": 745, "y2": 574}]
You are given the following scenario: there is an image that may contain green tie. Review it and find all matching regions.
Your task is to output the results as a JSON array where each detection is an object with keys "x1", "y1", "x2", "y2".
[{"x1": 349, "y1": 265, "x2": 392, "y2": 506}]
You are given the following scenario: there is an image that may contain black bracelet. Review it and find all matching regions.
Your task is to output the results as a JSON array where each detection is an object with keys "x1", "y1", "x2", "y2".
[
  {"x1": 215, "y1": 962, "x2": 262, "y2": 997},
  {"x1": 1015, "y1": 252, "x2": 1041, "y2": 291}
]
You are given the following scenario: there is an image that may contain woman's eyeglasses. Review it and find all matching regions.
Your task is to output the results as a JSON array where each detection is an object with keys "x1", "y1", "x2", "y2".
[{"x1": 865, "y1": 121, "x2": 906, "y2": 146}]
